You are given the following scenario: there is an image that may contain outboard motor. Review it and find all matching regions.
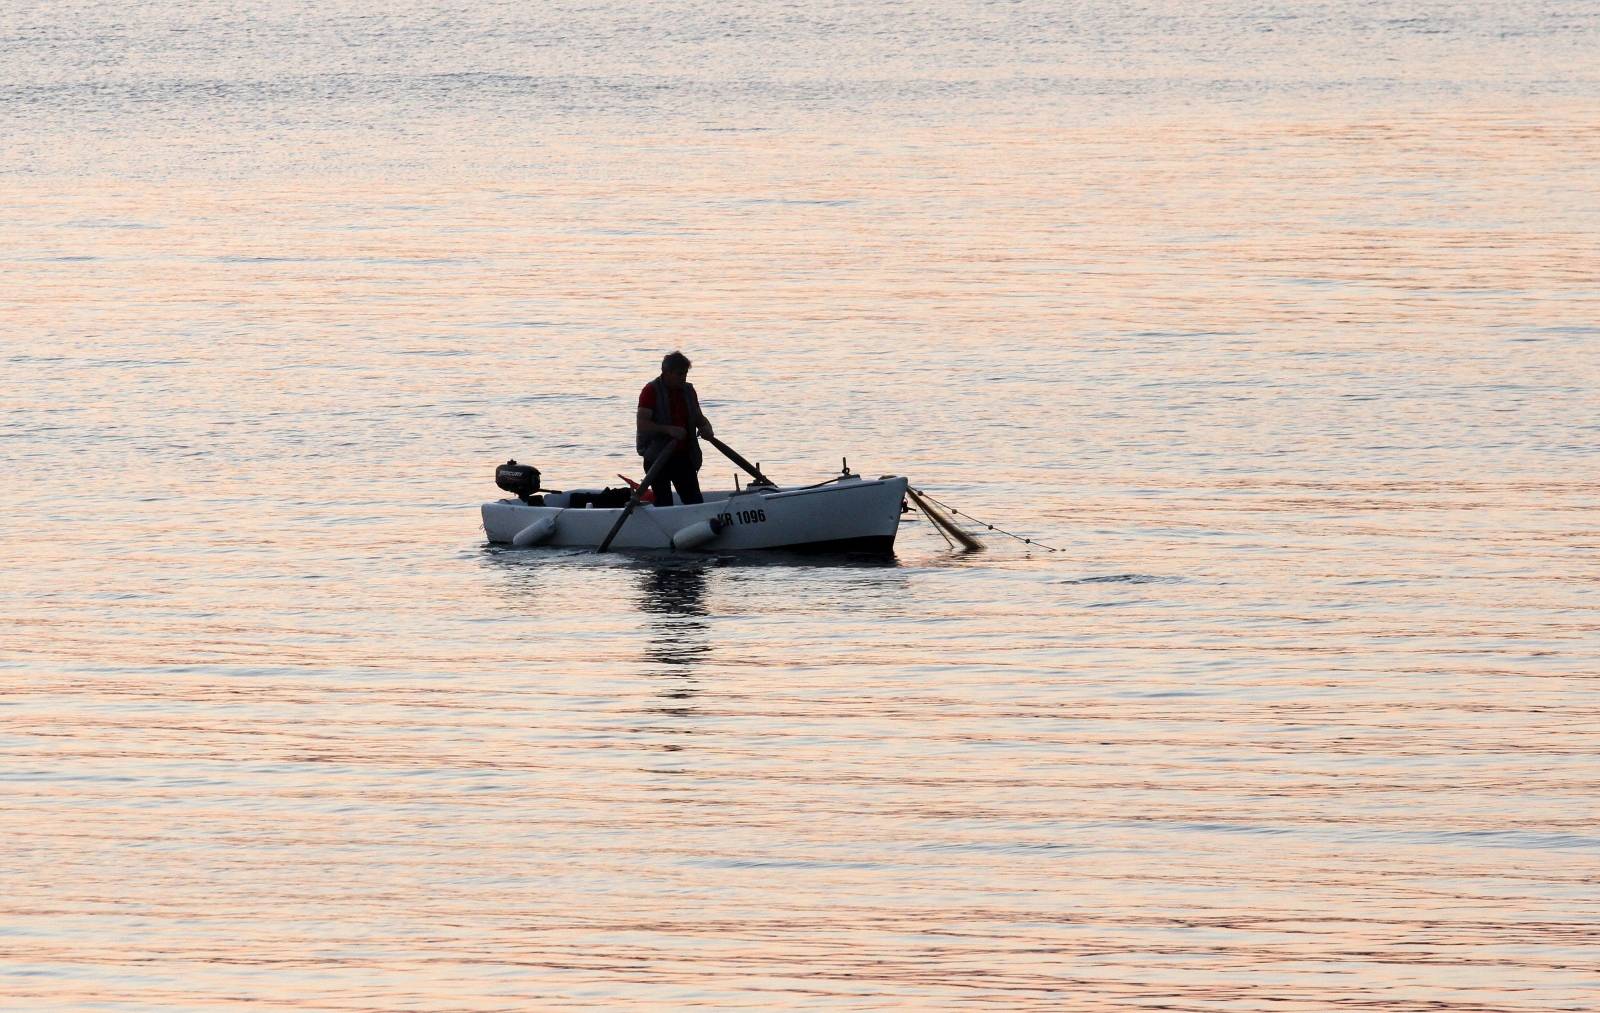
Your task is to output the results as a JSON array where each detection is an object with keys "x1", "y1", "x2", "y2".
[{"x1": 495, "y1": 460, "x2": 541, "y2": 504}]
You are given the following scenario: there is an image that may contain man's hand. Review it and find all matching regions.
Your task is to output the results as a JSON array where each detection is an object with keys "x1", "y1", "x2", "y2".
[{"x1": 698, "y1": 421, "x2": 714, "y2": 439}]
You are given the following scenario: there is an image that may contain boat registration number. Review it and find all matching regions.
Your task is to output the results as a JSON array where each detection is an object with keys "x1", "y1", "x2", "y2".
[{"x1": 718, "y1": 508, "x2": 767, "y2": 526}]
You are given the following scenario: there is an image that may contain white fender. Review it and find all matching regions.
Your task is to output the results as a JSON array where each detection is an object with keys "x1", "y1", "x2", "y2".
[
  {"x1": 670, "y1": 518, "x2": 723, "y2": 551},
  {"x1": 511, "y1": 516, "x2": 557, "y2": 547}
]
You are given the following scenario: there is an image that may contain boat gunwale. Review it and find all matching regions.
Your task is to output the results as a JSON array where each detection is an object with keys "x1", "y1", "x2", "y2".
[{"x1": 512, "y1": 474, "x2": 902, "y2": 514}]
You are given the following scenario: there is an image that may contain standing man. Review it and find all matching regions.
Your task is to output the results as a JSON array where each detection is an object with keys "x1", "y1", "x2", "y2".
[{"x1": 637, "y1": 351, "x2": 714, "y2": 506}]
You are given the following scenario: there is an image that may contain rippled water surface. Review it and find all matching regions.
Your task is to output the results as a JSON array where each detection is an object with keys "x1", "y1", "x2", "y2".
[{"x1": 4, "y1": 2, "x2": 1598, "y2": 1009}]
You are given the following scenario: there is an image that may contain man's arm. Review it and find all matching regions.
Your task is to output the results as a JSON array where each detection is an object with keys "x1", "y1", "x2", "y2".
[
  {"x1": 638, "y1": 407, "x2": 686, "y2": 441},
  {"x1": 695, "y1": 410, "x2": 713, "y2": 439}
]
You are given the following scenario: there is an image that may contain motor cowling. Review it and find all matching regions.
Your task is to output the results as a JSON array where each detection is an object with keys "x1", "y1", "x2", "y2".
[{"x1": 495, "y1": 460, "x2": 541, "y2": 503}]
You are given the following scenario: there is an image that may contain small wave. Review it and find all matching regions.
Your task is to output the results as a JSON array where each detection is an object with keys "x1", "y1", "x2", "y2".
[
  {"x1": 1530, "y1": 325, "x2": 1600, "y2": 336},
  {"x1": 1130, "y1": 330, "x2": 1240, "y2": 339},
  {"x1": 1099, "y1": 819, "x2": 1600, "y2": 853},
  {"x1": 64, "y1": 219, "x2": 162, "y2": 230},
  {"x1": 480, "y1": 320, "x2": 563, "y2": 329},
  {"x1": 685, "y1": 858, "x2": 888, "y2": 870},
  {"x1": 513, "y1": 393, "x2": 611, "y2": 403},
  {"x1": 1058, "y1": 574, "x2": 1177, "y2": 585}
]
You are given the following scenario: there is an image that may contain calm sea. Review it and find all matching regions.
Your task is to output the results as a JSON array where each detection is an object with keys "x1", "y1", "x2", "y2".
[{"x1": 3, "y1": 2, "x2": 1598, "y2": 1008}]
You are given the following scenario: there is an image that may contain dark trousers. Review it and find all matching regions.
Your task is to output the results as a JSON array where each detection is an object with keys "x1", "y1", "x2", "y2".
[{"x1": 645, "y1": 451, "x2": 703, "y2": 507}]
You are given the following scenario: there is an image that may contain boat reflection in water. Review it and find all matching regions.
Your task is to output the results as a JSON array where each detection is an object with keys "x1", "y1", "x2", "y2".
[
  {"x1": 632, "y1": 560, "x2": 713, "y2": 752},
  {"x1": 634, "y1": 560, "x2": 713, "y2": 675}
]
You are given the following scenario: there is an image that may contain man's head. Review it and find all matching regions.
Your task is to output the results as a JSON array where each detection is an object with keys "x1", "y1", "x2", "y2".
[{"x1": 661, "y1": 351, "x2": 692, "y2": 387}]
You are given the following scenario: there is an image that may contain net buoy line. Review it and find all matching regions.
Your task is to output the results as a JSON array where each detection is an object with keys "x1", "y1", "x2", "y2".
[{"x1": 907, "y1": 487, "x2": 1061, "y2": 552}]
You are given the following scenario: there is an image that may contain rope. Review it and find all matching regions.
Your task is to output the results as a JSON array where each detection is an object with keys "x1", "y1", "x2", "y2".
[{"x1": 910, "y1": 487, "x2": 1062, "y2": 552}]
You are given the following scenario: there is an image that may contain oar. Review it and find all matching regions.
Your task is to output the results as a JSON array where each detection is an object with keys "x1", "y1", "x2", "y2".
[
  {"x1": 597, "y1": 444, "x2": 679, "y2": 553},
  {"x1": 702, "y1": 434, "x2": 773, "y2": 486}
]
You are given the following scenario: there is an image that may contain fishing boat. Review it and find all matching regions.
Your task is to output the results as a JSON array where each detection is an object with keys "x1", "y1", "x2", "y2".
[{"x1": 482, "y1": 463, "x2": 909, "y2": 553}]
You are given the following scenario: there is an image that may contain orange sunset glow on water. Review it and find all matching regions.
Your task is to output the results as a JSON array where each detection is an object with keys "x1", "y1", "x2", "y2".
[{"x1": 3, "y1": 2, "x2": 1598, "y2": 1009}]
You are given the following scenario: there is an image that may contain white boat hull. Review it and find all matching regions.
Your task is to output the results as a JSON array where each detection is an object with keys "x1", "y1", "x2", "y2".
[{"x1": 483, "y1": 475, "x2": 908, "y2": 553}]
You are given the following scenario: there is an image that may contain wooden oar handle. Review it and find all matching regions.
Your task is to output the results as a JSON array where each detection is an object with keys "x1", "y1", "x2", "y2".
[
  {"x1": 704, "y1": 434, "x2": 773, "y2": 486},
  {"x1": 597, "y1": 441, "x2": 681, "y2": 553}
]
